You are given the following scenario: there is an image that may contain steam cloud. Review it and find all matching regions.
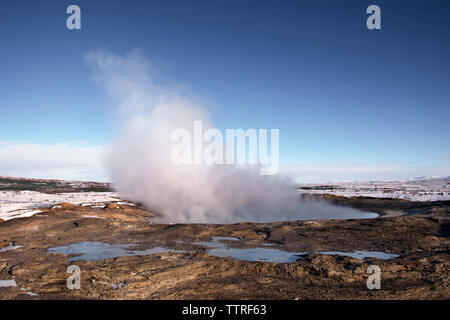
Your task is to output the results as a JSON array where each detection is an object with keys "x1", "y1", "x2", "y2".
[{"x1": 86, "y1": 49, "x2": 370, "y2": 223}]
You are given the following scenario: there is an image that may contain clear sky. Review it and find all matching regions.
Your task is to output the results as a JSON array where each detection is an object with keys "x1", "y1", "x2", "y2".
[{"x1": 0, "y1": 0, "x2": 449, "y2": 182}]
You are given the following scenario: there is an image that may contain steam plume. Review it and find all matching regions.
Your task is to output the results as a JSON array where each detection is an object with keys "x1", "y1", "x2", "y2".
[{"x1": 86, "y1": 49, "x2": 370, "y2": 223}]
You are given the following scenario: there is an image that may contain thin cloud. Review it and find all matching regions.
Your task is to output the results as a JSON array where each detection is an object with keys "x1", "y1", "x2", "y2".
[
  {"x1": 282, "y1": 161, "x2": 450, "y2": 183},
  {"x1": 0, "y1": 142, "x2": 108, "y2": 181},
  {"x1": 1, "y1": 141, "x2": 448, "y2": 184}
]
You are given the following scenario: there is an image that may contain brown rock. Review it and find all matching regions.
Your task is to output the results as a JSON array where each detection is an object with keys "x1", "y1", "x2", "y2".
[
  {"x1": 105, "y1": 203, "x2": 122, "y2": 209},
  {"x1": 50, "y1": 202, "x2": 78, "y2": 210}
]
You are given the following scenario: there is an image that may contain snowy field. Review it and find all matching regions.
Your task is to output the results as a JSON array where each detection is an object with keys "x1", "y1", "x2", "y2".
[
  {"x1": 1, "y1": 177, "x2": 449, "y2": 223},
  {"x1": 298, "y1": 177, "x2": 450, "y2": 201},
  {"x1": 0, "y1": 190, "x2": 125, "y2": 221}
]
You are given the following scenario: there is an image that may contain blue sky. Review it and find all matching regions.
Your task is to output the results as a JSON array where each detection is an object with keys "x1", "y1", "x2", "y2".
[{"x1": 0, "y1": 0, "x2": 449, "y2": 182}]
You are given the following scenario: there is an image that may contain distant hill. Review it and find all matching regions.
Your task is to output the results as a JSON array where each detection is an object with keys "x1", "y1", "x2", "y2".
[{"x1": 0, "y1": 176, "x2": 113, "y2": 193}]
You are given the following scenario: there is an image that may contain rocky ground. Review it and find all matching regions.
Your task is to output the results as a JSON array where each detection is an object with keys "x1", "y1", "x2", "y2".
[
  {"x1": 0, "y1": 193, "x2": 448, "y2": 300},
  {"x1": 0, "y1": 176, "x2": 112, "y2": 193}
]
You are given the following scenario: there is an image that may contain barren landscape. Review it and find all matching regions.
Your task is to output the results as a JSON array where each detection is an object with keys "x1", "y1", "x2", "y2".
[
  {"x1": 0, "y1": 177, "x2": 448, "y2": 300},
  {"x1": 2, "y1": 0, "x2": 450, "y2": 306}
]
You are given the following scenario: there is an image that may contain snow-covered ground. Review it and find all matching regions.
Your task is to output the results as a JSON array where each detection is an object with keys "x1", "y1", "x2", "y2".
[
  {"x1": 298, "y1": 177, "x2": 450, "y2": 201},
  {"x1": 1, "y1": 177, "x2": 448, "y2": 223},
  {"x1": 0, "y1": 190, "x2": 124, "y2": 221}
]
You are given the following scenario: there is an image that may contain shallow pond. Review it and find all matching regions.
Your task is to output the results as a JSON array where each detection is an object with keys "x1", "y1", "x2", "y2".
[
  {"x1": 318, "y1": 250, "x2": 399, "y2": 260},
  {"x1": 48, "y1": 242, "x2": 184, "y2": 262},
  {"x1": 192, "y1": 237, "x2": 399, "y2": 263},
  {"x1": 48, "y1": 238, "x2": 399, "y2": 263},
  {"x1": 193, "y1": 237, "x2": 308, "y2": 263}
]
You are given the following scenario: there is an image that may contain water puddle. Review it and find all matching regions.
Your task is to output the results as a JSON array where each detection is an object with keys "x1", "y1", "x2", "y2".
[
  {"x1": 93, "y1": 280, "x2": 125, "y2": 289},
  {"x1": 190, "y1": 237, "x2": 399, "y2": 263},
  {"x1": 193, "y1": 237, "x2": 308, "y2": 263},
  {"x1": 47, "y1": 239, "x2": 399, "y2": 264},
  {"x1": 207, "y1": 247, "x2": 308, "y2": 263},
  {"x1": 318, "y1": 250, "x2": 399, "y2": 260},
  {"x1": 48, "y1": 241, "x2": 185, "y2": 262}
]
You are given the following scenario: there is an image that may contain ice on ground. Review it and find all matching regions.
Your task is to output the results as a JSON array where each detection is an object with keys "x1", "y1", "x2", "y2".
[
  {"x1": 0, "y1": 190, "x2": 124, "y2": 221},
  {"x1": 0, "y1": 243, "x2": 22, "y2": 253},
  {"x1": 0, "y1": 209, "x2": 43, "y2": 221},
  {"x1": 0, "y1": 279, "x2": 17, "y2": 288},
  {"x1": 20, "y1": 287, "x2": 39, "y2": 296}
]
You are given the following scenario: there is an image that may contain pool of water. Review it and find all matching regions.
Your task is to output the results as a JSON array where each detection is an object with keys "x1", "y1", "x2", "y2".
[
  {"x1": 318, "y1": 250, "x2": 399, "y2": 260},
  {"x1": 47, "y1": 238, "x2": 399, "y2": 263},
  {"x1": 47, "y1": 242, "x2": 185, "y2": 262},
  {"x1": 193, "y1": 237, "x2": 308, "y2": 263},
  {"x1": 191, "y1": 237, "x2": 399, "y2": 263}
]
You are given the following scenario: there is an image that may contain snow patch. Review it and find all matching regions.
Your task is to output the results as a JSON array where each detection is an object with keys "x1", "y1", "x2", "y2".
[
  {"x1": 298, "y1": 177, "x2": 450, "y2": 201},
  {"x1": 0, "y1": 279, "x2": 17, "y2": 288},
  {"x1": 20, "y1": 287, "x2": 39, "y2": 296},
  {"x1": 0, "y1": 243, "x2": 22, "y2": 253},
  {"x1": 0, "y1": 190, "x2": 124, "y2": 221}
]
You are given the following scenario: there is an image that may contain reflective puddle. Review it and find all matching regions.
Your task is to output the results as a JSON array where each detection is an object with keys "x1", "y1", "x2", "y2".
[
  {"x1": 48, "y1": 242, "x2": 184, "y2": 262},
  {"x1": 47, "y1": 239, "x2": 399, "y2": 263},
  {"x1": 191, "y1": 237, "x2": 399, "y2": 263},
  {"x1": 193, "y1": 237, "x2": 308, "y2": 263},
  {"x1": 318, "y1": 250, "x2": 399, "y2": 260}
]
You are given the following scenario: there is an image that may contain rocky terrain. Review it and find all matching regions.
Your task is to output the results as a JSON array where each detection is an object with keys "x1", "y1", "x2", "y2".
[
  {"x1": 0, "y1": 176, "x2": 112, "y2": 193},
  {"x1": 0, "y1": 178, "x2": 448, "y2": 300}
]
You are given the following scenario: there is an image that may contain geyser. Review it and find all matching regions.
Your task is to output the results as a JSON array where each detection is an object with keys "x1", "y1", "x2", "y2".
[{"x1": 86, "y1": 49, "x2": 374, "y2": 223}]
